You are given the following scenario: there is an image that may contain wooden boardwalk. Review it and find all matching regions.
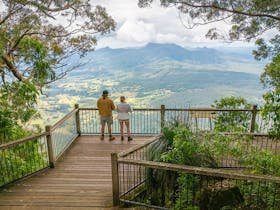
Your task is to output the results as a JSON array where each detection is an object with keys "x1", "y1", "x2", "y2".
[{"x1": 0, "y1": 135, "x2": 153, "y2": 210}]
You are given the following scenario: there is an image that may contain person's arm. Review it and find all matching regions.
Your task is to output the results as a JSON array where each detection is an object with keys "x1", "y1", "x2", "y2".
[
  {"x1": 116, "y1": 104, "x2": 119, "y2": 112},
  {"x1": 111, "y1": 100, "x2": 116, "y2": 110},
  {"x1": 97, "y1": 99, "x2": 100, "y2": 109},
  {"x1": 128, "y1": 104, "x2": 133, "y2": 112},
  {"x1": 97, "y1": 99, "x2": 101, "y2": 115}
]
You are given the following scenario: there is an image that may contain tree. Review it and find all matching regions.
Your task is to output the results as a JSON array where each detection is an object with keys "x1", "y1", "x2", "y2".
[
  {"x1": 260, "y1": 55, "x2": 280, "y2": 137},
  {"x1": 211, "y1": 96, "x2": 253, "y2": 132},
  {"x1": 0, "y1": 0, "x2": 115, "y2": 141},
  {"x1": 0, "y1": 80, "x2": 41, "y2": 143},
  {"x1": 1, "y1": 0, "x2": 115, "y2": 88},
  {"x1": 138, "y1": 0, "x2": 280, "y2": 136}
]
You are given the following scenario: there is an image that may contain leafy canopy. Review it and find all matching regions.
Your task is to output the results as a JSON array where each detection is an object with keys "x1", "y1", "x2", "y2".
[
  {"x1": 0, "y1": 0, "x2": 115, "y2": 89},
  {"x1": 211, "y1": 96, "x2": 253, "y2": 132},
  {"x1": 0, "y1": 0, "x2": 115, "y2": 142},
  {"x1": 261, "y1": 55, "x2": 280, "y2": 137}
]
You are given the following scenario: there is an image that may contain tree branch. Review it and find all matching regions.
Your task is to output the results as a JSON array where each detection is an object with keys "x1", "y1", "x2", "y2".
[
  {"x1": 25, "y1": 0, "x2": 79, "y2": 13},
  {"x1": 9, "y1": 29, "x2": 31, "y2": 54},
  {"x1": 1, "y1": 54, "x2": 24, "y2": 81},
  {"x1": 0, "y1": 6, "x2": 23, "y2": 25},
  {"x1": 179, "y1": 12, "x2": 233, "y2": 29},
  {"x1": 175, "y1": 1, "x2": 280, "y2": 21}
]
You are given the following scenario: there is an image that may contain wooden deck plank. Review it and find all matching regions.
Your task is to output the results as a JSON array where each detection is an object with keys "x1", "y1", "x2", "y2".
[{"x1": 0, "y1": 135, "x2": 154, "y2": 210}]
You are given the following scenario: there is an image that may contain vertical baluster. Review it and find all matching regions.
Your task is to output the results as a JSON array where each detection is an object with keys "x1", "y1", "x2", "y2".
[
  {"x1": 93, "y1": 109, "x2": 96, "y2": 134},
  {"x1": 13, "y1": 145, "x2": 20, "y2": 178},
  {"x1": 111, "y1": 153, "x2": 120, "y2": 206},
  {"x1": 85, "y1": 110, "x2": 88, "y2": 134},
  {"x1": 23, "y1": 142, "x2": 30, "y2": 175},
  {"x1": 46, "y1": 125, "x2": 55, "y2": 168},
  {"x1": 2, "y1": 150, "x2": 9, "y2": 184}
]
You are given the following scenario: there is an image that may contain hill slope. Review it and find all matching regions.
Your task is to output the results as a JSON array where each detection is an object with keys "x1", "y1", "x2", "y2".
[{"x1": 38, "y1": 43, "x2": 265, "y2": 124}]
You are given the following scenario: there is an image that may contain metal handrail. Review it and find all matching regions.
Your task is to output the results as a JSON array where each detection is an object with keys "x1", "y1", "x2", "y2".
[
  {"x1": 118, "y1": 159, "x2": 280, "y2": 184},
  {"x1": 118, "y1": 135, "x2": 161, "y2": 158},
  {"x1": 79, "y1": 105, "x2": 266, "y2": 135},
  {"x1": 114, "y1": 133, "x2": 280, "y2": 208},
  {"x1": 0, "y1": 106, "x2": 80, "y2": 188},
  {"x1": 51, "y1": 108, "x2": 78, "y2": 131},
  {"x1": 80, "y1": 107, "x2": 259, "y2": 112},
  {"x1": 0, "y1": 132, "x2": 48, "y2": 150}
]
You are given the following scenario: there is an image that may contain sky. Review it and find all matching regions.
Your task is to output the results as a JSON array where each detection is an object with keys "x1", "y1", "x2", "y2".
[
  {"x1": 93, "y1": 0, "x2": 260, "y2": 49},
  {"x1": 0, "y1": 0, "x2": 274, "y2": 50}
]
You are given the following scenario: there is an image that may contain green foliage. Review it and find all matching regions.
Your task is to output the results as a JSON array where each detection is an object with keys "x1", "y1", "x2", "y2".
[
  {"x1": 0, "y1": 108, "x2": 27, "y2": 143},
  {"x1": 161, "y1": 125, "x2": 219, "y2": 168},
  {"x1": 0, "y1": 1, "x2": 115, "y2": 89},
  {"x1": 139, "y1": 123, "x2": 280, "y2": 209},
  {"x1": 240, "y1": 149, "x2": 280, "y2": 176},
  {"x1": 211, "y1": 96, "x2": 254, "y2": 132},
  {"x1": 174, "y1": 173, "x2": 200, "y2": 210},
  {"x1": 0, "y1": 81, "x2": 40, "y2": 143},
  {"x1": 0, "y1": 0, "x2": 116, "y2": 142},
  {"x1": 260, "y1": 55, "x2": 280, "y2": 138},
  {"x1": 145, "y1": 125, "x2": 178, "y2": 206},
  {"x1": 0, "y1": 140, "x2": 48, "y2": 187}
]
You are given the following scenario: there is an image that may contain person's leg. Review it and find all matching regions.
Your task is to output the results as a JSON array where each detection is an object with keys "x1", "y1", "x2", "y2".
[
  {"x1": 120, "y1": 121, "x2": 124, "y2": 140},
  {"x1": 126, "y1": 121, "x2": 132, "y2": 141},
  {"x1": 108, "y1": 123, "x2": 112, "y2": 136},
  {"x1": 100, "y1": 118, "x2": 105, "y2": 140},
  {"x1": 125, "y1": 121, "x2": 130, "y2": 136},
  {"x1": 108, "y1": 117, "x2": 115, "y2": 141},
  {"x1": 101, "y1": 124, "x2": 105, "y2": 135}
]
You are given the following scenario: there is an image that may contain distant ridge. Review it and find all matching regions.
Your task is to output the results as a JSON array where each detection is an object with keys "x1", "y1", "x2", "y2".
[
  {"x1": 92, "y1": 42, "x2": 223, "y2": 67},
  {"x1": 39, "y1": 42, "x2": 265, "y2": 124}
]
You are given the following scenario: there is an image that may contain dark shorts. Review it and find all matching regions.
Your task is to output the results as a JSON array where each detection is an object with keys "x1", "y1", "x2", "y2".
[
  {"x1": 119, "y1": 119, "x2": 129, "y2": 123},
  {"x1": 100, "y1": 116, "x2": 113, "y2": 125}
]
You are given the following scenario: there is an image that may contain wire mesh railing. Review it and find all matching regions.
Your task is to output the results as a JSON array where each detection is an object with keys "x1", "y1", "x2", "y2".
[
  {"x1": 204, "y1": 133, "x2": 280, "y2": 168},
  {"x1": 113, "y1": 134, "x2": 280, "y2": 209},
  {"x1": 0, "y1": 107, "x2": 79, "y2": 188},
  {"x1": 0, "y1": 133, "x2": 49, "y2": 187},
  {"x1": 117, "y1": 160, "x2": 280, "y2": 209},
  {"x1": 0, "y1": 105, "x2": 274, "y2": 191},
  {"x1": 51, "y1": 109, "x2": 78, "y2": 160},
  {"x1": 79, "y1": 106, "x2": 271, "y2": 135},
  {"x1": 80, "y1": 108, "x2": 162, "y2": 135}
]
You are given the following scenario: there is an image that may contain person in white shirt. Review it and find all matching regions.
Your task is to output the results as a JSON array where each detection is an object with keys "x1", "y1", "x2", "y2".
[{"x1": 116, "y1": 96, "x2": 133, "y2": 141}]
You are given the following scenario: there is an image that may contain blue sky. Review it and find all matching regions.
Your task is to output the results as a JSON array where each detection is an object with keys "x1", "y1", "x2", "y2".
[{"x1": 92, "y1": 0, "x2": 276, "y2": 50}]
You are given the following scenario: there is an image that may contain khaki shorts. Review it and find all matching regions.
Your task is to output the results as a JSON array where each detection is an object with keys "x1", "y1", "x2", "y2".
[{"x1": 100, "y1": 116, "x2": 113, "y2": 125}]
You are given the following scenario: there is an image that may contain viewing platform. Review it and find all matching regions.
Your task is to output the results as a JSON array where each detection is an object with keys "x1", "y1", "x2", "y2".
[
  {"x1": 0, "y1": 135, "x2": 153, "y2": 209},
  {"x1": 0, "y1": 105, "x2": 278, "y2": 209}
]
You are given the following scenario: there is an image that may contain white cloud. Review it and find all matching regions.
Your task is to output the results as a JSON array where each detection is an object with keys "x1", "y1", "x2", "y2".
[
  {"x1": 117, "y1": 19, "x2": 156, "y2": 43},
  {"x1": 92, "y1": 0, "x2": 264, "y2": 49}
]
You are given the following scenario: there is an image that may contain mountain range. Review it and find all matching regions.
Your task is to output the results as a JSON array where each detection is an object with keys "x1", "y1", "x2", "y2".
[{"x1": 37, "y1": 43, "x2": 266, "y2": 124}]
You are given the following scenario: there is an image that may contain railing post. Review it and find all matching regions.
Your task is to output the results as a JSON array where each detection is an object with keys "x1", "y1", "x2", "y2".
[
  {"x1": 46, "y1": 125, "x2": 55, "y2": 168},
  {"x1": 111, "y1": 153, "x2": 120, "y2": 206},
  {"x1": 250, "y1": 105, "x2": 258, "y2": 133},
  {"x1": 160, "y1": 104, "x2": 166, "y2": 129},
  {"x1": 75, "y1": 104, "x2": 81, "y2": 136}
]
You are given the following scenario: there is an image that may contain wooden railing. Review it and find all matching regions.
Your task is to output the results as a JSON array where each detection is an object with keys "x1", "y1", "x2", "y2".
[
  {"x1": 0, "y1": 104, "x2": 272, "y2": 188},
  {"x1": 112, "y1": 135, "x2": 280, "y2": 209},
  {"x1": 0, "y1": 107, "x2": 79, "y2": 187},
  {"x1": 0, "y1": 133, "x2": 49, "y2": 187}
]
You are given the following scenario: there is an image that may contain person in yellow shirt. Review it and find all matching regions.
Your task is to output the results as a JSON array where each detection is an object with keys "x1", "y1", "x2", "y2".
[{"x1": 97, "y1": 90, "x2": 115, "y2": 141}]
